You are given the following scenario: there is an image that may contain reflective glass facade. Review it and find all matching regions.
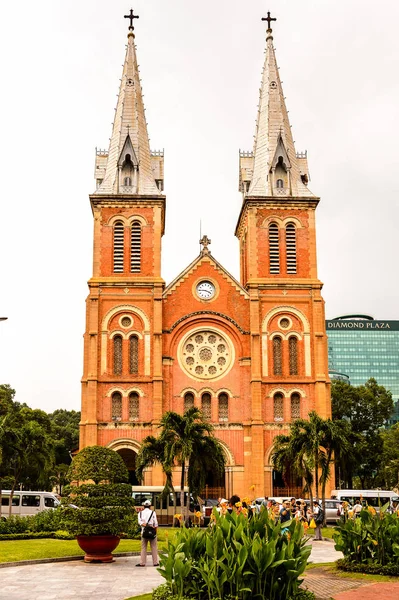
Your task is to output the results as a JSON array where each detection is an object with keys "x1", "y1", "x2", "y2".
[{"x1": 326, "y1": 318, "x2": 399, "y2": 425}]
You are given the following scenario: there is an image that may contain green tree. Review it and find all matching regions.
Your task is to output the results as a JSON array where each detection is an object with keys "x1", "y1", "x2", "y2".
[
  {"x1": 135, "y1": 435, "x2": 176, "y2": 506},
  {"x1": 332, "y1": 378, "x2": 394, "y2": 488},
  {"x1": 380, "y1": 423, "x2": 399, "y2": 489},
  {"x1": 48, "y1": 409, "x2": 80, "y2": 464}
]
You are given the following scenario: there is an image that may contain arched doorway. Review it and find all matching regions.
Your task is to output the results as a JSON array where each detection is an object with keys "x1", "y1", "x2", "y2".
[
  {"x1": 116, "y1": 448, "x2": 139, "y2": 485},
  {"x1": 202, "y1": 439, "x2": 235, "y2": 500},
  {"x1": 272, "y1": 468, "x2": 303, "y2": 498},
  {"x1": 107, "y1": 439, "x2": 142, "y2": 486}
]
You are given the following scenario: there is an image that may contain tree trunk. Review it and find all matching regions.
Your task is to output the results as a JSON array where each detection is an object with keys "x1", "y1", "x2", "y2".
[{"x1": 180, "y1": 460, "x2": 185, "y2": 523}]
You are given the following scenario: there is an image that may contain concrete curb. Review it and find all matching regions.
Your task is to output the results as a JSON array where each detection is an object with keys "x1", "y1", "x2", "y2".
[{"x1": 0, "y1": 551, "x2": 142, "y2": 569}]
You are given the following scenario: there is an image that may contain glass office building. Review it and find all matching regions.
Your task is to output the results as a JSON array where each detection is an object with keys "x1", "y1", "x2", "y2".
[{"x1": 326, "y1": 315, "x2": 399, "y2": 425}]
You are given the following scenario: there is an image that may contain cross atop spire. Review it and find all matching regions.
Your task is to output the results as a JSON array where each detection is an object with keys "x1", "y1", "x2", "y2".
[
  {"x1": 200, "y1": 235, "x2": 211, "y2": 254},
  {"x1": 262, "y1": 11, "x2": 276, "y2": 30},
  {"x1": 124, "y1": 8, "x2": 139, "y2": 31}
]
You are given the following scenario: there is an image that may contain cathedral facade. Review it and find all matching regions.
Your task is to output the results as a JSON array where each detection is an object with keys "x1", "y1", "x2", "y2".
[{"x1": 79, "y1": 14, "x2": 332, "y2": 500}]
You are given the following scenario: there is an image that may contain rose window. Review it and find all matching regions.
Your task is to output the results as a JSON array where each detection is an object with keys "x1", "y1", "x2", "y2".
[{"x1": 181, "y1": 330, "x2": 233, "y2": 380}]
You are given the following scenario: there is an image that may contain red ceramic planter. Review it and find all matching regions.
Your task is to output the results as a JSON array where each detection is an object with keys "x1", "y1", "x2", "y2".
[{"x1": 76, "y1": 534, "x2": 121, "y2": 563}]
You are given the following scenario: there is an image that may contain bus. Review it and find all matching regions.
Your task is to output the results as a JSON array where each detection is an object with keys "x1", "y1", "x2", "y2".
[
  {"x1": 1, "y1": 490, "x2": 60, "y2": 518},
  {"x1": 330, "y1": 489, "x2": 397, "y2": 509},
  {"x1": 132, "y1": 486, "x2": 196, "y2": 525}
]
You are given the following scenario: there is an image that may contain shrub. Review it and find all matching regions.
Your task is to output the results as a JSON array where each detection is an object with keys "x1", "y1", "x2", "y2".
[
  {"x1": 157, "y1": 508, "x2": 311, "y2": 600},
  {"x1": 0, "y1": 515, "x2": 33, "y2": 534},
  {"x1": 54, "y1": 530, "x2": 75, "y2": 540},
  {"x1": 61, "y1": 446, "x2": 135, "y2": 537},
  {"x1": 333, "y1": 507, "x2": 399, "y2": 566},
  {"x1": 0, "y1": 531, "x2": 52, "y2": 540},
  {"x1": 336, "y1": 557, "x2": 399, "y2": 576},
  {"x1": 30, "y1": 508, "x2": 64, "y2": 532}
]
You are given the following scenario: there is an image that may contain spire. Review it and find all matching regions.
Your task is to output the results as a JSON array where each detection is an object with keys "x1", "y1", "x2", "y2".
[
  {"x1": 96, "y1": 12, "x2": 161, "y2": 196},
  {"x1": 247, "y1": 15, "x2": 314, "y2": 198}
]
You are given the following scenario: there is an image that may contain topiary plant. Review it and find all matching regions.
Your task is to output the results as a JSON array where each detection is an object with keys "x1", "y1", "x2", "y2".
[{"x1": 62, "y1": 445, "x2": 135, "y2": 537}]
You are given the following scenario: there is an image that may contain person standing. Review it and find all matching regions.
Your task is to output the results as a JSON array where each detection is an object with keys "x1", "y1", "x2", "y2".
[
  {"x1": 279, "y1": 499, "x2": 292, "y2": 530},
  {"x1": 136, "y1": 499, "x2": 159, "y2": 567},
  {"x1": 312, "y1": 501, "x2": 324, "y2": 540}
]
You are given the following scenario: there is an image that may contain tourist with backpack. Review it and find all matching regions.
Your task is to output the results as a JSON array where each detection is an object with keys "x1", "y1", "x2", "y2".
[
  {"x1": 136, "y1": 499, "x2": 159, "y2": 567},
  {"x1": 312, "y1": 500, "x2": 324, "y2": 540}
]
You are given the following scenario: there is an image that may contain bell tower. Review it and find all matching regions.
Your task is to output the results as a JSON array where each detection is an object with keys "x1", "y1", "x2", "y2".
[
  {"x1": 236, "y1": 14, "x2": 332, "y2": 495},
  {"x1": 80, "y1": 11, "x2": 165, "y2": 455}
]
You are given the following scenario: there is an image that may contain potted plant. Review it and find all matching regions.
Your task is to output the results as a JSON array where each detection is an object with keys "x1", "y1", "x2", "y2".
[{"x1": 62, "y1": 445, "x2": 135, "y2": 563}]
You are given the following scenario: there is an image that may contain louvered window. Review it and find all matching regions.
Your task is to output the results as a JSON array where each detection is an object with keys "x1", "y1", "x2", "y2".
[
  {"x1": 131, "y1": 221, "x2": 141, "y2": 273},
  {"x1": 286, "y1": 223, "x2": 297, "y2": 274},
  {"x1": 129, "y1": 392, "x2": 140, "y2": 420},
  {"x1": 289, "y1": 336, "x2": 298, "y2": 375},
  {"x1": 113, "y1": 335, "x2": 123, "y2": 375},
  {"x1": 113, "y1": 221, "x2": 124, "y2": 273},
  {"x1": 111, "y1": 392, "x2": 122, "y2": 420},
  {"x1": 269, "y1": 223, "x2": 280, "y2": 274},
  {"x1": 129, "y1": 335, "x2": 139, "y2": 375},
  {"x1": 184, "y1": 392, "x2": 194, "y2": 412},
  {"x1": 273, "y1": 392, "x2": 284, "y2": 422},
  {"x1": 291, "y1": 393, "x2": 301, "y2": 420},
  {"x1": 218, "y1": 393, "x2": 228, "y2": 421},
  {"x1": 273, "y1": 336, "x2": 283, "y2": 376},
  {"x1": 201, "y1": 393, "x2": 211, "y2": 420}
]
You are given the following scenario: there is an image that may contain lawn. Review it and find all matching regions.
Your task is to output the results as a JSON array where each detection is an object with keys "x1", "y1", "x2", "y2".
[{"x1": 0, "y1": 528, "x2": 179, "y2": 563}]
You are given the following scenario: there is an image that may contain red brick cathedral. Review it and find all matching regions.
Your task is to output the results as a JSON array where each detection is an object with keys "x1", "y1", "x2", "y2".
[{"x1": 80, "y1": 13, "x2": 332, "y2": 500}]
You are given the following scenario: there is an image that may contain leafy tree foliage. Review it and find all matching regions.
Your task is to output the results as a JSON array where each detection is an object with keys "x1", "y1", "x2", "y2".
[
  {"x1": 48, "y1": 409, "x2": 80, "y2": 464},
  {"x1": 137, "y1": 407, "x2": 226, "y2": 518},
  {"x1": 331, "y1": 378, "x2": 395, "y2": 488}
]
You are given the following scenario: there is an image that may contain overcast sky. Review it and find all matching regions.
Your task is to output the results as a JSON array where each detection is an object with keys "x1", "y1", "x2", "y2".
[{"x1": 1, "y1": 0, "x2": 398, "y2": 413}]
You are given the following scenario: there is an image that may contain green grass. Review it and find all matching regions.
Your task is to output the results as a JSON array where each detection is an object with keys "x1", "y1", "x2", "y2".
[
  {"x1": 307, "y1": 526, "x2": 335, "y2": 539},
  {"x1": 124, "y1": 595, "x2": 152, "y2": 600},
  {"x1": 0, "y1": 528, "x2": 179, "y2": 563}
]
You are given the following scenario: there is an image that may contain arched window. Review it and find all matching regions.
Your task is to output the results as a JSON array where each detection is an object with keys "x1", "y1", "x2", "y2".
[
  {"x1": 289, "y1": 336, "x2": 298, "y2": 375},
  {"x1": 129, "y1": 392, "x2": 140, "y2": 420},
  {"x1": 124, "y1": 176, "x2": 132, "y2": 186},
  {"x1": 129, "y1": 335, "x2": 139, "y2": 375},
  {"x1": 218, "y1": 393, "x2": 229, "y2": 422},
  {"x1": 111, "y1": 392, "x2": 122, "y2": 421},
  {"x1": 273, "y1": 392, "x2": 284, "y2": 422},
  {"x1": 286, "y1": 223, "x2": 297, "y2": 274},
  {"x1": 113, "y1": 335, "x2": 123, "y2": 375},
  {"x1": 184, "y1": 392, "x2": 194, "y2": 412},
  {"x1": 268, "y1": 223, "x2": 280, "y2": 274},
  {"x1": 131, "y1": 221, "x2": 141, "y2": 273},
  {"x1": 276, "y1": 178, "x2": 284, "y2": 188},
  {"x1": 291, "y1": 393, "x2": 301, "y2": 420},
  {"x1": 273, "y1": 336, "x2": 282, "y2": 376},
  {"x1": 113, "y1": 221, "x2": 124, "y2": 273},
  {"x1": 201, "y1": 392, "x2": 211, "y2": 420}
]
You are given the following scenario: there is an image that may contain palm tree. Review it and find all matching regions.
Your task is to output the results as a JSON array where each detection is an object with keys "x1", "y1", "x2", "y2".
[
  {"x1": 136, "y1": 408, "x2": 226, "y2": 519},
  {"x1": 272, "y1": 432, "x2": 314, "y2": 504}
]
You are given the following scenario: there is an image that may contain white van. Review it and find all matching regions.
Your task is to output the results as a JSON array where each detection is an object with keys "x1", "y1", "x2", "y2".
[
  {"x1": 330, "y1": 489, "x2": 396, "y2": 509},
  {"x1": 0, "y1": 490, "x2": 60, "y2": 518}
]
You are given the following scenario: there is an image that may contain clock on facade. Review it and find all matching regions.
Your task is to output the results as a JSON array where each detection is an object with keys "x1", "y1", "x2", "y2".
[{"x1": 196, "y1": 280, "x2": 215, "y2": 300}]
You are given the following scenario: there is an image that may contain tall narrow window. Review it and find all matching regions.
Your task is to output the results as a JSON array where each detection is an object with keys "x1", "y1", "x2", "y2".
[
  {"x1": 286, "y1": 223, "x2": 297, "y2": 274},
  {"x1": 113, "y1": 335, "x2": 123, "y2": 375},
  {"x1": 273, "y1": 336, "x2": 283, "y2": 376},
  {"x1": 289, "y1": 336, "x2": 298, "y2": 375},
  {"x1": 269, "y1": 223, "x2": 280, "y2": 274},
  {"x1": 184, "y1": 392, "x2": 194, "y2": 412},
  {"x1": 276, "y1": 178, "x2": 284, "y2": 188},
  {"x1": 113, "y1": 221, "x2": 124, "y2": 273},
  {"x1": 131, "y1": 221, "x2": 141, "y2": 273},
  {"x1": 129, "y1": 392, "x2": 140, "y2": 420},
  {"x1": 201, "y1": 392, "x2": 211, "y2": 420},
  {"x1": 129, "y1": 335, "x2": 139, "y2": 375},
  {"x1": 273, "y1": 392, "x2": 284, "y2": 422},
  {"x1": 291, "y1": 393, "x2": 301, "y2": 420},
  {"x1": 111, "y1": 392, "x2": 122, "y2": 420},
  {"x1": 218, "y1": 393, "x2": 228, "y2": 421}
]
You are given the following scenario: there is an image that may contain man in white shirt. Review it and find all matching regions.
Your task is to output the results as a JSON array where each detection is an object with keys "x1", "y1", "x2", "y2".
[{"x1": 136, "y1": 499, "x2": 159, "y2": 567}]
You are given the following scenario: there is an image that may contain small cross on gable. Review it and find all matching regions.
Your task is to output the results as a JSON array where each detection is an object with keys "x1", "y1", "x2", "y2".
[
  {"x1": 124, "y1": 8, "x2": 139, "y2": 31},
  {"x1": 262, "y1": 11, "x2": 276, "y2": 30}
]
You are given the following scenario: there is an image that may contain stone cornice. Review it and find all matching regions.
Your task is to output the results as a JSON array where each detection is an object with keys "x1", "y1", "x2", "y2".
[
  {"x1": 89, "y1": 195, "x2": 166, "y2": 233},
  {"x1": 163, "y1": 310, "x2": 250, "y2": 335},
  {"x1": 235, "y1": 196, "x2": 320, "y2": 238}
]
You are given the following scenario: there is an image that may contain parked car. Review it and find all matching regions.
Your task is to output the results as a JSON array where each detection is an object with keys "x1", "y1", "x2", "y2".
[{"x1": 202, "y1": 498, "x2": 220, "y2": 525}]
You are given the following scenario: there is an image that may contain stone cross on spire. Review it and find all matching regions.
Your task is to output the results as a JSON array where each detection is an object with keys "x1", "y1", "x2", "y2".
[
  {"x1": 200, "y1": 235, "x2": 211, "y2": 254},
  {"x1": 124, "y1": 8, "x2": 139, "y2": 31},
  {"x1": 262, "y1": 11, "x2": 276, "y2": 30}
]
